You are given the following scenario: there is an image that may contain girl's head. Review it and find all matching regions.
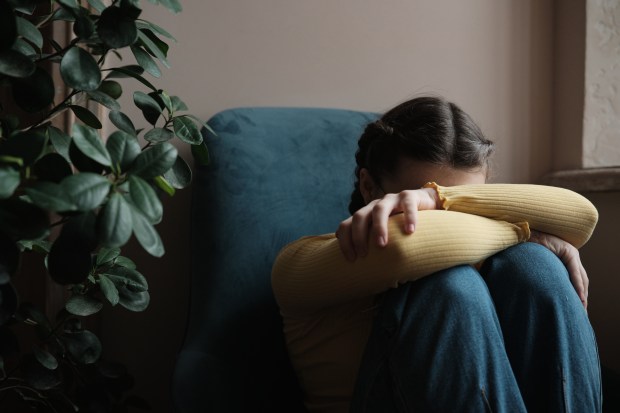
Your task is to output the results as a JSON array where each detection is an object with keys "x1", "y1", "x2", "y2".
[{"x1": 349, "y1": 96, "x2": 494, "y2": 214}]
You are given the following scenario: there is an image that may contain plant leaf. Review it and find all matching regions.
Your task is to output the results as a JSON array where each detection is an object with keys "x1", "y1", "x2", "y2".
[
  {"x1": 57, "y1": 0, "x2": 79, "y2": 8},
  {"x1": 133, "y1": 91, "x2": 162, "y2": 125},
  {"x1": 32, "y1": 345, "x2": 58, "y2": 370},
  {"x1": 0, "y1": 130, "x2": 46, "y2": 166},
  {"x1": 96, "y1": 247, "x2": 121, "y2": 266},
  {"x1": 109, "y1": 110, "x2": 136, "y2": 135},
  {"x1": 15, "y1": 303, "x2": 51, "y2": 331},
  {"x1": 98, "y1": 80, "x2": 122, "y2": 99},
  {"x1": 60, "y1": 173, "x2": 110, "y2": 211},
  {"x1": 129, "y1": 142, "x2": 177, "y2": 179},
  {"x1": 87, "y1": 90, "x2": 121, "y2": 111},
  {"x1": 105, "y1": 65, "x2": 157, "y2": 91},
  {"x1": 65, "y1": 295, "x2": 103, "y2": 316},
  {"x1": 104, "y1": 64, "x2": 143, "y2": 78},
  {"x1": 60, "y1": 47, "x2": 102, "y2": 91},
  {"x1": 98, "y1": 192, "x2": 133, "y2": 247},
  {"x1": 15, "y1": 16, "x2": 42, "y2": 48},
  {"x1": 48, "y1": 126, "x2": 72, "y2": 162},
  {"x1": 87, "y1": 0, "x2": 106, "y2": 13},
  {"x1": 137, "y1": 29, "x2": 169, "y2": 67},
  {"x1": 11, "y1": 38, "x2": 35, "y2": 57},
  {"x1": 118, "y1": 288, "x2": 150, "y2": 312},
  {"x1": 33, "y1": 153, "x2": 73, "y2": 183},
  {"x1": 153, "y1": 175, "x2": 175, "y2": 196},
  {"x1": 70, "y1": 105, "x2": 103, "y2": 129},
  {"x1": 22, "y1": 355, "x2": 61, "y2": 390},
  {"x1": 114, "y1": 255, "x2": 136, "y2": 269},
  {"x1": 11, "y1": 67, "x2": 55, "y2": 112},
  {"x1": 23, "y1": 182, "x2": 76, "y2": 212},
  {"x1": 130, "y1": 44, "x2": 160, "y2": 78},
  {"x1": 69, "y1": 139, "x2": 107, "y2": 173},
  {"x1": 97, "y1": 6, "x2": 138, "y2": 48},
  {"x1": 136, "y1": 19, "x2": 176, "y2": 41},
  {"x1": 191, "y1": 141, "x2": 210, "y2": 166},
  {"x1": 17, "y1": 239, "x2": 51, "y2": 254},
  {"x1": 170, "y1": 95, "x2": 188, "y2": 111},
  {"x1": 0, "y1": 167, "x2": 20, "y2": 199},
  {"x1": 173, "y1": 116, "x2": 202, "y2": 144},
  {"x1": 130, "y1": 207, "x2": 164, "y2": 257},
  {"x1": 104, "y1": 266, "x2": 148, "y2": 291},
  {"x1": 10, "y1": 0, "x2": 37, "y2": 15},
  {"x1": 158, "y1": 0, "x2": 182, "y2": 14},
  {"x1": 163, "y1": 155, "x2": 192, "y2": 189},
  {"x1": 0, "y1": 49, "x2": 35, "y2": 78},
  {"x1": 98, "y1": 274, "x2": 119, "y2": 306},
  {"x1": 128, "y1": 175, "x2": 162, "y2": 224},
  {"x1": 158, "y1": 90, "x2": 173, "y2": 112},
  {"x1": 106, "y1": 130, "x2": 141, "y2": 171},
  {"x1": 73, "y1": 9, "x2": 95, "y2": 40},
  {"x1": 72, "y1": 124, "x2": 111, "y2": 166},
  {"x1": 61, "y1": 330, "x2": 101, "y2": 364},
  {"x1": 144, "y1": 127, "x2": 173, "y2": 143}
]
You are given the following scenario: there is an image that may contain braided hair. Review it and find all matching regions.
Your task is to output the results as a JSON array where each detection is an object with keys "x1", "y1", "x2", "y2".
[{"x1": 349, "y1": 96, "x2": 494, "y2": 214}]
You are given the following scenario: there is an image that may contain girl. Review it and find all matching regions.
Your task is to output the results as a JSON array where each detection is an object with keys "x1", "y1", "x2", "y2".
[{"x1": 272, "y1": 96, "x2": 601, "y2": 412}]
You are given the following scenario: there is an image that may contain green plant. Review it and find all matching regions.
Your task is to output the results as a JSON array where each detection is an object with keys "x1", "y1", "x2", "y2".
[{"x1": 0, "y1": 0, "x2": 209, "y2": 410}]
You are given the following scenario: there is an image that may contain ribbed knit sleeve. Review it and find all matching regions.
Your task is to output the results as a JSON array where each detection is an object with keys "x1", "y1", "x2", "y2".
[
  {"x1": 427, "y1": 183, "x2": 599, "y2": 248},
  {"x1": 272, "y1": 210, "x2": 528, "y2": 315}
]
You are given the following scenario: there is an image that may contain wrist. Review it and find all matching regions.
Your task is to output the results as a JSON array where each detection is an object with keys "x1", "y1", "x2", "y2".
[{"x1": 424, "y1": 187, "x2": 441, "y2": 209}]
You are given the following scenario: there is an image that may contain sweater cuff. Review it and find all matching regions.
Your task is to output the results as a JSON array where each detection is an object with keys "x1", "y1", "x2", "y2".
[{"x1": 422, "y1": 181, "x2": 531, "y2": 242}]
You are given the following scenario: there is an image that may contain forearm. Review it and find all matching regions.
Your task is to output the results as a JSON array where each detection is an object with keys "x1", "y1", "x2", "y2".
[
  {"x1": 272, "y1": 210, "x2": 528, "y2": 315},
  {"x1": 427, "y1": 183, "x2": 598, "y2": 248}
]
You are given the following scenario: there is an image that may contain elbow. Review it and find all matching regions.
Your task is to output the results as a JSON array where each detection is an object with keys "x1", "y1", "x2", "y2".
[{"x1": 573, "y1": 195, "x2": 599, "y2": 248}]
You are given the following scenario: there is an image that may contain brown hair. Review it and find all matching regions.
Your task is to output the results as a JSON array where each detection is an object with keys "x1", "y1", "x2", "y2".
[{"x1": 349, "y1": 96, "x2": 494, "y2": 214}]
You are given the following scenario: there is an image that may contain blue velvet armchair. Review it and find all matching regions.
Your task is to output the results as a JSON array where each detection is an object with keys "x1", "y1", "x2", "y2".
[{"x1": 171, "y1": 107, "x2": 377, "y2": 412}]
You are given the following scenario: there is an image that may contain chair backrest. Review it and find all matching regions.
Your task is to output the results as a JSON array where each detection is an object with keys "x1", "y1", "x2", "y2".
[{"x1": 172, "y1": 107, "x2": 377, "y2": 412}]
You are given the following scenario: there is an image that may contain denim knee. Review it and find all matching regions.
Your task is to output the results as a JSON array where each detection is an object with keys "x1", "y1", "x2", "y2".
[
  {"x1": 481, "y1": 242, "x2": 574, "y2": 306},
  {"x1": 421, "y1": 265, "x2": 495, "y2": 312}
]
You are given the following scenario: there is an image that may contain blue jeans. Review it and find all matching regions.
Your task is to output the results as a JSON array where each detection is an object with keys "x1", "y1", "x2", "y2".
[{"x1": 350, "y1": 243, "x2": 602, "y2": 412}]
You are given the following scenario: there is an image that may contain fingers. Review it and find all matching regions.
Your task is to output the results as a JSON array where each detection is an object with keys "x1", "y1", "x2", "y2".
[
  {"x1": 528, "y1": 231, "x2": 590, "y2": 311},
  {"x1": 561, "y1": 244, "x2": 589, "y2": 310},
  {"x1": 399, "y1": 192, "x2": 419, "y2": 234},
  {"x1": 351, "y1": 205, "x2": 374, "y2": 257},
  {"x1": 337, "y1": 201, "x2": 377, "y2": 260},
  {"x1": 573, "y1": 262, "x2": 589, "y2": 310},
  {"x1": 336, "y1": 218, "x2": 357, "y2": 262},
  {"x1": 371, "y1": 194, "x2": 401, "y2": 247},
  {"x1": 565, "y1": 254, "x2": 586, "y2": 307},
  {"x1": 335, "y1": 188, "x2": 439, "y2": 261}
]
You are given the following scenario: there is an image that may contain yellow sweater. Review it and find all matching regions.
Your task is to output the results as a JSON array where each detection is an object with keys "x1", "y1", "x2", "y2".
[{"x1": 271, "y1": 184, "x2": 598, "y2": 413}]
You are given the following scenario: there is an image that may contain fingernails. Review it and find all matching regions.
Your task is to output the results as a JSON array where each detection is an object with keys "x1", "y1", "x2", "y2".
[
  {"x1": 406, "y1": 224, "x2": 415, "y2": 233},
  {"x1": 377, "y1": 236, "x2": 386, "y2": 247}
]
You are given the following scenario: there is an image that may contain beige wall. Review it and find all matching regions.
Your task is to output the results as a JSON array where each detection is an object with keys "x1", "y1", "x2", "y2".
[{"x1": 99, "y1": 1, "x2": 618, "y2": 411}]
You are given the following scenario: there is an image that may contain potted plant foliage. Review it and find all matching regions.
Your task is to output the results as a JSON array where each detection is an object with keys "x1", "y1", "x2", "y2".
[{"x1": 0, "y1": 0, "x2": 208, "y2": 410}]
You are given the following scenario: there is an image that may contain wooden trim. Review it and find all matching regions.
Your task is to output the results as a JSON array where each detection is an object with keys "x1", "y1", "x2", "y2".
[{"x1": 540, "y1": 168, "x2": 620, "y2": 192}]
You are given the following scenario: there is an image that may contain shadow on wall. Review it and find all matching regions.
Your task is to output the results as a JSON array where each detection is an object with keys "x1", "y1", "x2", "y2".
[
  {"x1": 603, "y1": 366, "x2": 620, "y2": 412},
  {"x1": 579, "y1": 191, "x2": 620, "y2": 412}
]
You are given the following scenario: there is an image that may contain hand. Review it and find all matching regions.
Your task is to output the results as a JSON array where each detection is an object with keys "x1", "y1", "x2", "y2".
[
  {"x1": 336, "y1": 187, "x2": 439, "y2": 261},
  {"x1": 528, "y1": 230, "x2": 589, "y2": 310}
]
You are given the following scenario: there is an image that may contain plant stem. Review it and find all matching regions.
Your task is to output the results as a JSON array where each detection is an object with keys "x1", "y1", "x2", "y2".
[
  {"x1": 49, "y1": 217, "x2": 70, "y2": 228},
  {"x1": 35, "y1": 38, "x2": 79, "y2": 64},
  {"x1": 27, "y1": 90, "x2": 80, "y2": 131}
]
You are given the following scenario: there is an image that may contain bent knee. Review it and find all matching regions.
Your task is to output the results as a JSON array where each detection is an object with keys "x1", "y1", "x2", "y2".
[
  {"x1": 482, "y1": 243, "x2": 573, "y2": 299},
  {"x1": 424, "y1": 265, "x2": 493, "y2": 309}
]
